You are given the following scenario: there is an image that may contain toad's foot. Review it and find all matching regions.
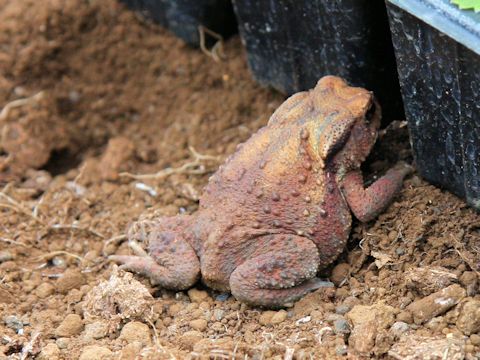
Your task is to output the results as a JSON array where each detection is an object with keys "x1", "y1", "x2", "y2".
[
  {"x1": 110, "y1": 229, "x2": 200, "y2": 290},
  {"x1": 229, "y1": 235, "x2": 325, "y2": 308}
]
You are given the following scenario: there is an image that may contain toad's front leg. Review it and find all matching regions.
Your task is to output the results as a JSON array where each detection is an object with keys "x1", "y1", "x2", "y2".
[{"x1": 341, "y1": 163, "x2": 412, "y2": 223}]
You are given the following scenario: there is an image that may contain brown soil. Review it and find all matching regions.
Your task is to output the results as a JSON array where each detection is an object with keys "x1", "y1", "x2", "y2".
[{"x1": 0, "y1": 1, "x2": 479, "y2": 359}]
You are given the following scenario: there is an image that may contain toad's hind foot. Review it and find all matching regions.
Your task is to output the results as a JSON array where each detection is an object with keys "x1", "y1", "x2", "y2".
[
  {"x1": 229, "y1": 235, "x2": 325, "y2": 308},
  {"x1": 110, "y1": 229, "x2": 200, "y2": 290}
]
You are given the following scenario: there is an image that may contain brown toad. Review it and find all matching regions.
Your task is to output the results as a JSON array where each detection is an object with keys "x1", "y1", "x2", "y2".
[{"x1": 112, "y1": 76, "x2": 411, "y2": 307}]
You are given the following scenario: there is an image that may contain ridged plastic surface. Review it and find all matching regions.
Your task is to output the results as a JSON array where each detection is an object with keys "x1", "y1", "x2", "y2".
[
  {"x1": 387, "y1": 4, "x2": 480, "y2": 209},
  {"x1": 232, "y1": 0, "x2": 404, "y2": 121},
  {"x1": 120, "y1": 0, "x2": 236, "y2": 45}
]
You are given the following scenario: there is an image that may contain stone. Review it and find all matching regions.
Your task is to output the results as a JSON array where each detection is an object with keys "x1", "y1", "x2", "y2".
[
  {"x1": 79, "y1": 345, "x2": 112, "y2": 360},
  {"x1": 188, "y1": 288, "x2": 209, "y2": 303},
  {"x1": 270, "y1": 310, "x2": 288, "y2": 324},
  {"x1": 119, "y1": 321, "x2": 151, "y2": 346},
  {"x1": 55, "y1": 314, "x2": 83, "y2": 337},
  {"x1": 333, "y1": 318, "x2": 350, "y2": 335},
  {"x1": 335, "y1": 304, "x2": 351, "y2": 315},
  {"x1": 189, "y1": 318, "x2": 208, "y2": 331},
  {"x1": 390, "y1": 321, "x2": 409, "y2": 338},
  {"x1": 4, "y1": 315, "x2": 23, "y2": 331},
  {"x1": 335, "y1": 345, "x2": 348, "y2": 356},
  {"x1": 56, "y1": 269, "x2": 86, "y2": 294},
  {"x1": 213, "y1": 309, "x2": 225, "y2": 321},
  {"x1": 35, "y1": 283, "x2": 55, "y2": 299},
  {"x1": 83, "y1": 321, "x2": 109, "y2": 340},
  {"x1": 407, "y1": 284, "x2": 466, "y2": 324},
  {"x1": 456, "y1": 299, "x2": 480, "y2": 335}
]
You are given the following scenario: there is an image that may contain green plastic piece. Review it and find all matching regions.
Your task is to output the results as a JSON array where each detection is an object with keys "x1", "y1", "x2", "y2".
[{"x1": 451, "y1": 0, "x2": 480, "y2": 12}]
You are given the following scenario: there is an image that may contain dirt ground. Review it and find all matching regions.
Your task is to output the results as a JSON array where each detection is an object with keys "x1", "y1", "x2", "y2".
[{"x1": 0, "y1": 1, "x2": 479, "y2": 359}]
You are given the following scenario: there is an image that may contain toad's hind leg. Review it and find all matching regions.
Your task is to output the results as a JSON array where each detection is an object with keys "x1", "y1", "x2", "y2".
[
  {"x1": 229, "y1": 235, "x2": 329, "y2": 308},
  {"x1": 110, "y1": 222, "x2": 200, "y2": 290}
]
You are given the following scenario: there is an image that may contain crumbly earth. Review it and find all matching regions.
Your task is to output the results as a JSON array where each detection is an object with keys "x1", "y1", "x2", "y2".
[{"x1": 0, "y1": 1, "x2": 479, "y2": 359}]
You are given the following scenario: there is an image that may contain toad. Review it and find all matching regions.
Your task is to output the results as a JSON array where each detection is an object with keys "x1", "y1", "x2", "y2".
[{"x1": 111, "y1": 76, "x2": 411, "y2": 307}]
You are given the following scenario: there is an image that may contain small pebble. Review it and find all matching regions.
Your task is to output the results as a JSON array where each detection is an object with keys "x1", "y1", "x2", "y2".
[
  {"x1": 213, "y1": 309, "x2": 225, "y2": 321},
  {"x1": 55, "y1": 314, "x2": 83, "y2": 337},
  {"x1": 215, "y1": 293, "x2": 229, "y2": 302},
  {"x1": 390, "y1": 321, "x2": 410, "y2": 338},
  {"x1": 335, "y1": 304, "x2": 351, "y2": 315},
  {"x1": 4, "y1": 315, "x2": 23, "y2": 331},
  {"x1": 119, "y1": 321, "x2": 152, "y2": 346},
  {"x1": 335, "y1": 345, "x2": 348, "y2": 356},
  {"x1": 333, "y1": 318, "x2": 350, "y2": 335},
  {"x1": 189, "y1": 318, "x2": 208, "y2": 332}
]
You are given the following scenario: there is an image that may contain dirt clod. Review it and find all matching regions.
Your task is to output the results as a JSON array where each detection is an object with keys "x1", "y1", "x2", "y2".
[
  {"x1": 330, "y1": 263, "x2": 350, "y2": 286},
  {"x1": 38, "y1": 343, "x2": 61, "y2": 360},
  {"x1": 119, "y1": 321, "x2": 152, "y2": 346},
  {"x1": 55, "y1": 314, "x2": 84, "y2": 337},
  {"x1": 189, "y1": 318, "x2": 208, "y2": 332},
  {"x1": 346, "y1": 303, "x2": 397, "y2": 356},
  {"x1": 187, "y1": 288, "x2": 209, "y2": 303},
  {"x1": 456, "y1": 299, "x2": 480, "y2": 335},
  {"x1": 56, "y1": 269, "x2": 86, "y2": 294},
  {"x1": 78, "y1": 345, "x2": 112, "y2": 360}
]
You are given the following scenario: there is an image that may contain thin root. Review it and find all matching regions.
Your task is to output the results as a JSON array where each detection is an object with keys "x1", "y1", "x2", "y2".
[
  {"x1": 0, "y1": 91, "x2": 45, "y2": 121},
  {"x1": 120, "y1": 146, "x2": 220, "y2": 180},
  {"x1": 33, "y1": 250, "x2": 83, "y2": 262},
  {"x1": 198, "y1": 25, "x2": 226, "y2": 62}
]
